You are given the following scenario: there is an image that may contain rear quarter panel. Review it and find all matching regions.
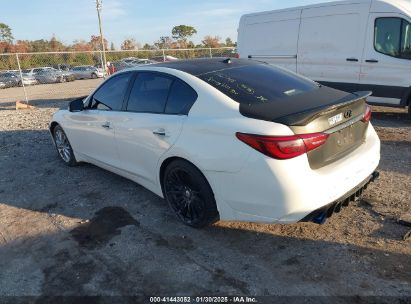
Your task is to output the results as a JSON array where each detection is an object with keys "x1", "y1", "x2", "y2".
[{"x1": 157, "y1": 71, "x2": 294, "y2": 174}]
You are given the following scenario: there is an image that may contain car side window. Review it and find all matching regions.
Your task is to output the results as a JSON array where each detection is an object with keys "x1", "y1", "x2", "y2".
[
  {"x1": 401, "y1": 20, "x2": 411, "y2": 59},
  {"x1": 165, "y1": 79, "x2": 197, "y2": 115},
  {"x1": 89, "y1": 72, "x2": 132, "y2": 111},
  {"x1": 126, "y1": 72, "x2": 173, "y2": 113},
  {"x1": 374, "y1": 17, "x2": 411, "y2": 59}
]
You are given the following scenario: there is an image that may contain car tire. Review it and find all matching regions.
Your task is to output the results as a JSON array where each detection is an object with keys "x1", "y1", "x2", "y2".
[
  {"x1": 18, "y1": 81, "x2": 22, "y2": 87},
  {"x1": 53, "y1": 125, "x2": 77, "y2": 166},
  {"x1": 91, "y1": 73, "x2": 97, "y2": 79},
  {"x1": 163, "y1": 160, "x2": 219, "y2": 228}
]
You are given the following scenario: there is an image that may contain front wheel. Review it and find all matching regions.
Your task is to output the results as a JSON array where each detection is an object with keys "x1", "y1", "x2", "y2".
[
  {"x1": 163, "y1": 160, "x2": 219, "y2": 228},
  {"x1": 53, "y1": 125, "x2": 77, "y2": 166},
  {"x1": 91, "y1": 73, "x2": 97, "y2": 79}
]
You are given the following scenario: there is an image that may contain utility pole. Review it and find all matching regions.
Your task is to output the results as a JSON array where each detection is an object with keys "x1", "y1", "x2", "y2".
[{"x1": 96, "y1": 0, "x2": 107, "y2": 77}]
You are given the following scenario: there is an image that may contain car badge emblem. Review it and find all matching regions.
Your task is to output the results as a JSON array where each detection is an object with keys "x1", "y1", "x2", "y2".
[{"x1": 344, "y1": 110, "x2": 353, "y2": 119}]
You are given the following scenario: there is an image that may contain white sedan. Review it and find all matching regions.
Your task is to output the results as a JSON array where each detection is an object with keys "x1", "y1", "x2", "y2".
[{"x1": 50, "y1": 58, "x2": 380, "y2": 227}]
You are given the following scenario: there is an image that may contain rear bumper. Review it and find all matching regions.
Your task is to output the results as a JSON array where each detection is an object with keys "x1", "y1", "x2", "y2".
[
  {"x1": 300, "y1": 171, "x2": 379, "y2": 224},
  {"x1": 207, "y1": 124, "x2": 380, "y2": 224}
]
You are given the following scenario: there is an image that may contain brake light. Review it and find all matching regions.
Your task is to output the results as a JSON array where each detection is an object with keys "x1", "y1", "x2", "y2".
[
  {"x1": 362, "y1": 104, "x2": 372, "y2": 123},
  {"x1": 236, "y1": 132, "x2": 329, "y2": 160},
  {"x1": 234, "y1": 53, "x2": 240, "y2": 59}
]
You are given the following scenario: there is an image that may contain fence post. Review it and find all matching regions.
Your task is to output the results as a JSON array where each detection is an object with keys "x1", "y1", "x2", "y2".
[
  {"x1": 209, "y1": 48, "x2": 213, "y2": 58},
  {"x1": 15, "y1": 53, "x2": 29, "y2": 105},
  {"x1": 99, "y1": 51, "x2": 106, "y2": 78},
  {"x1": 162, "y1": 49, "x2": 166, "y2": 62}
]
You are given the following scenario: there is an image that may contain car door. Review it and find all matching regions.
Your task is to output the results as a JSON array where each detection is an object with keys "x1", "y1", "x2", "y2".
[
  {"x1": 115, "y1": 72, "x2": 197, "y2": 186},
  {"x1": 76, "y1": 67, "x2": 86, "y2": 79},
  {"x1": 71, "y1": 67, "x2": 79, "y2": 79},
  {"x1": 78, "y1": 67, "x2": 87, "y2": 79},
  {"x1": 82, "y1": 67, "x2": 91, "y2": 78},
  {"x1": 360, "y1": 14, "x2": 411, "y2": 105},
  {"x1": 62, "y1": 72, "x2": 134, "y2": 167}
]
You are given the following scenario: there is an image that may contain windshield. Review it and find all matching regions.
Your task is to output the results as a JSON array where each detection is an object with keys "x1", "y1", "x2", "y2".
[{"x1": 198, "y1": 64, "x2": 319, "y2": 105}]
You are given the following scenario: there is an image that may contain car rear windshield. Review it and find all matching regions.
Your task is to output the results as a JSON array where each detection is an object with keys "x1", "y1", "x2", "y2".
[{"x1": 197, "y1": 64, "x2": 319, "y2": 105}]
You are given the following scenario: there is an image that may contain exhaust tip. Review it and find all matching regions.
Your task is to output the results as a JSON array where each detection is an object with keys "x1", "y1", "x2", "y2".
[{"x1": 313, "y1": 212, "x2": 328, "y2": 224}]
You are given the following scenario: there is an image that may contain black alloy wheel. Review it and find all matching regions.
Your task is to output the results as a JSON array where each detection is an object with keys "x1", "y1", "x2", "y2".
[{"x1": 163, "y1": 160, "x2": 219, "y2": 228}]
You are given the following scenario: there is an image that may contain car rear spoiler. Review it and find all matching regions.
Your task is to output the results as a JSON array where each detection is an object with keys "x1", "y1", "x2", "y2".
[{"x1": 274, "y1": 91, "x2": 372, "y2": 126}]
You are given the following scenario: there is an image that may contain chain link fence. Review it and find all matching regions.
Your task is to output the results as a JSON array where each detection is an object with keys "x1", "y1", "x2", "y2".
[{"x1": 0, "y1": 47, "x2": 236, "y2": 106}]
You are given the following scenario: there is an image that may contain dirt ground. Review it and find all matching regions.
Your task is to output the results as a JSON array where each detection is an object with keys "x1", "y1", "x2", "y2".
[{"x1": 0, "y1": 80, "x2": 410, "y2": 301}]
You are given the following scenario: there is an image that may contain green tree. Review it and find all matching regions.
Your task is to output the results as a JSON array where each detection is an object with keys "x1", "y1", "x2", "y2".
[
  {"x1": 0, "y1": 23, "x2": 13, "y2": 43},
  {"x1": 154, "y1": 36, "x2": 174, "y2": 49},
  {"x1": 172, "y1": 25, "x2": 197, "y2": 47},
  {"x1": 225, "y1": 37, "x2": 235, "y2": 47},
  {"x1": 30, "y1": 39, "x2": 50, "y2": 52},
  {"x1": 142, "y1": 43, "x2": 154, "y2": 50}
]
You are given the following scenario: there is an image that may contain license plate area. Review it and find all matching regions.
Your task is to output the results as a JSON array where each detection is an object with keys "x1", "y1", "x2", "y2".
[
  {"x1": 307, "y1": 121, "x2": 368, "y2": 169},
  {"x1": 335, "y1": 125, "x2": 356, "y2": 149}
]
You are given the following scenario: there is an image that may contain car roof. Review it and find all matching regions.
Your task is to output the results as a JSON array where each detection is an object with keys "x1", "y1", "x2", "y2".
[{"x1": 152, "y1": 58, "x2": 261, "y2": 76}]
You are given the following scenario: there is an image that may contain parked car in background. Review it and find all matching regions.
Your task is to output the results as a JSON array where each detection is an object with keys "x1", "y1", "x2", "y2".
[
  {"x1": 121, "y1": 57, "x2": 139, "y2": 64},
  {"x1": 49, "y1": 58, "x2": 380, "y2": 228},
  {"x1": 111, "y1": 60, "x2": 131, "y2": 72},
  {"x1": 50, "y1": 65, "x2": 75, "y2": 82},
  {"x1": 0, "y1": 72, "x2": 20, "y2": 87},
  {"x1": 151, "y1": 55, "x2": 179, "y2": 62},
  {"x1": 58, "y1": 69, "x2": 76, "y2": 82},
  {"x1": 18, "y1": 73, "x2": 38, "y2": 86},
  {"x1": 0, "y1": 81, "x2": 6, "y2": 89},
  {"x1": 35, "y1": 69, "x2": 65, "y2": 84},
  {"x1": 71, "y1": 66, "x2": 103, "y2": 79},
  {"x1": 127, "y1": 59, "x2": 156, "y2": 66},
  {"x1": 23, "y1": 67, "x2": 53, "y2": 77},
  {"x1": 238, "y1": 0, "x2": 411, "y2": 116},
  {"x1": 52, "y1": 64, "x2": 71, "y2": 71},
  {"x1": 0, "y1": 71, "x2": 37, "y2": 86}
]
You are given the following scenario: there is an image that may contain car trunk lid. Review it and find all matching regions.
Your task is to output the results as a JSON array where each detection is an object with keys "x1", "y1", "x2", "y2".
[
  {"x1": 279, "y1": 91, "x2": 371, "y2": 169},
  {"x1": 239, "y1": 89, "x2": 372, "y2": 169}
]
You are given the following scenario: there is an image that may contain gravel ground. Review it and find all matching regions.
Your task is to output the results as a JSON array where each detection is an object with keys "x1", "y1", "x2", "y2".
[{"x1": 0, "y1": 81, "x2": 410, "y2": 301}]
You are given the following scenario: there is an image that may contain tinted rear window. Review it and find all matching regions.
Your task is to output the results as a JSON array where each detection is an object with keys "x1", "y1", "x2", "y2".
[
  {"x1": 165, "y1": 79, "x2": 197, "y2": 114},
  {"x1": 127, "y1": 72, "x2": 173, "y2": 113},
  {"x1": 198, "y1": 64, "x2": 319, "y2": 105}
]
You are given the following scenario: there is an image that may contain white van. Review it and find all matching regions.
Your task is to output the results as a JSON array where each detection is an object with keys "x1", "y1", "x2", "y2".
[{"x1": 237, "y1": 0, "x2": 411, "y2": 115}]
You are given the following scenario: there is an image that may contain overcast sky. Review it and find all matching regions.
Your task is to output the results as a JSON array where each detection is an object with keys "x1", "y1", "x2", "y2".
[{"x1": 3, "y1": 0, "x2": 326, "y2": 47}]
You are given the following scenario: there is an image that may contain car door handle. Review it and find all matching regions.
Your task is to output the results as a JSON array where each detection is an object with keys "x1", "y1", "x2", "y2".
[
  {"x1": 365, "y1": 59, "x2": 379, "y2": 63},
  {"x1": 153, "y1": 128, "x2": 166, "y2": 136},
  {"x1": 101, "y1": 122, "x2": 111, "y2": 129},
  {"x1": 346, "y1": 58, "x2": 359, "y2": 62}
]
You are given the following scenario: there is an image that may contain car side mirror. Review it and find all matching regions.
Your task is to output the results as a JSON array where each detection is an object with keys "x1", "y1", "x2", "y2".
[{"x1": 69, "y1": 97, "x2": 86, "y2": 112}]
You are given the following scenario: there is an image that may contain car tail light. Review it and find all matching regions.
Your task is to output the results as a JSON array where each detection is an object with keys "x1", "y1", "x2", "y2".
[
  {"x1": 236, "y1": 132, "x2": 329, "y2": 160},
  {"x1": 362, "y1": 104, "x2": 372, "y2": 123},
  {"x1": 234, "y1": 53, "x2": 240, "y2": 59}
]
